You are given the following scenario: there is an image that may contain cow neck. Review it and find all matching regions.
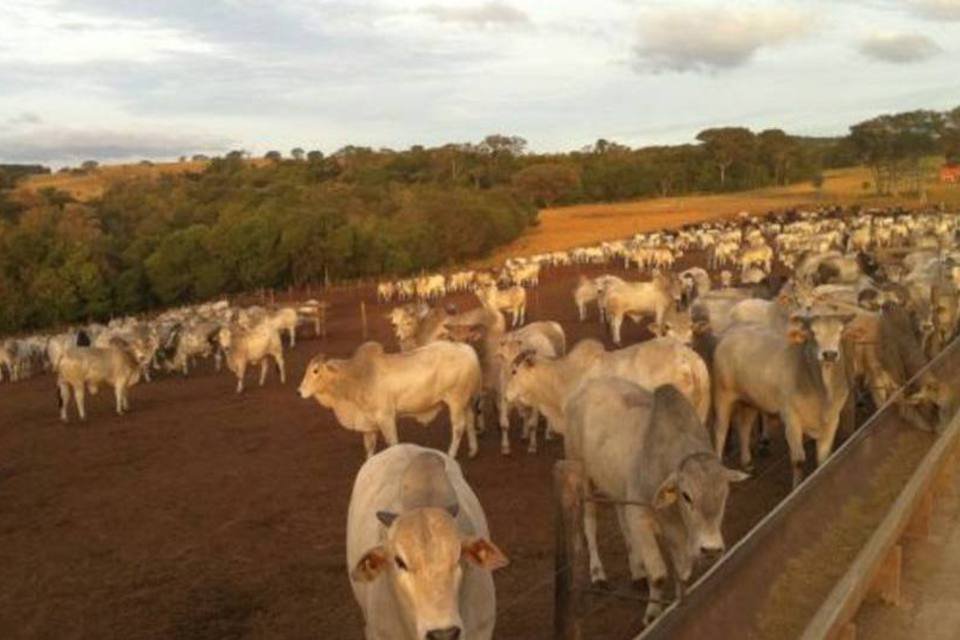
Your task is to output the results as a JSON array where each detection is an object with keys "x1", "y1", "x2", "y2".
[{"x1": 537, "y1": 356, "x2": 581, "y2": 427}]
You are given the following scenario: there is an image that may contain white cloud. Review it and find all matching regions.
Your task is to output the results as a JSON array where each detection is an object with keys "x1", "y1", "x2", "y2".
[
  {"x1": 632, "y1": 6, "x2": 814, "y2": 73},
  {"x1": 419, "y1": 1, "x2": 531, "y2": 28},
  {"x1": 0, "y1": 126, "x2": 232, "y2": 165},
  {"x1": 906, "y1": 0, "x2": 960, "y2": 20},
  {"x1": 858, "y1": 32, "x2": 942, "y2": 63}
]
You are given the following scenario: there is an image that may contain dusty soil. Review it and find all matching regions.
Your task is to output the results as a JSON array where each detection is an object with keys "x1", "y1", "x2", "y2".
[{"x1": 2, "y1": 257, "x2": 801, "y2": 640}]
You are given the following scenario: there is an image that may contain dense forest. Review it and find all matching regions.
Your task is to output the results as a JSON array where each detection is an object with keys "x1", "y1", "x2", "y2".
[{"x1": 0, "y1": 105, "x2": 957, "y2": 333}]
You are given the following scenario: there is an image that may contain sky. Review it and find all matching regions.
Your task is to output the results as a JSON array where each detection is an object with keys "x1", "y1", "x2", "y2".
[{"x1": 0, "y1": 0, "x2": 958, "y2": 166}]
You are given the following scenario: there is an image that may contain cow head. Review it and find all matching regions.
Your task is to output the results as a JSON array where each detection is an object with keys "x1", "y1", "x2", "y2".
[
  {"x1": 503, "y1": 349, "x2": 539, "y2": 405},
  {"x1": 789, "y1": 313, "x2": 854, "y2": 364},
  {"x1": 352, "y1": 507, "x2": 508, "y2": 640},
  {"x1": 654, "y1": 453, "x2": 748, "y2": 562},
  {"x1": 298, "y1": 354, "x2": 337, "y2": 400}
]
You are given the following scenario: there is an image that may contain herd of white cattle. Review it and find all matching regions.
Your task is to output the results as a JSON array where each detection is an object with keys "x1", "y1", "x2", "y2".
[{"x1": 3, "y1": 205, "x2": 960, "y2": 638}]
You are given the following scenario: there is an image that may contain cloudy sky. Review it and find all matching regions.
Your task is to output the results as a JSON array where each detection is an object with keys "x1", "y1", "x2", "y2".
[{"x1": 1, "y1": 0, "x2": 958, "y2": 166}]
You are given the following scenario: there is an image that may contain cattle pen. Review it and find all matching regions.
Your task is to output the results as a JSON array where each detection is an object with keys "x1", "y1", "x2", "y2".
[{"x1": 549, "y1": 337, "x2": 960, "y2": 640}]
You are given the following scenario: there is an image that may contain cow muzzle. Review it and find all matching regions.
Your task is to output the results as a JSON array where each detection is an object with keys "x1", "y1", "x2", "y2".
[
  {"x1": 820, "y1": 350, "x2": 839, "y2": 363},
  {"x1": 425, "y1": 627, "x2": 461, "y2": 640}
]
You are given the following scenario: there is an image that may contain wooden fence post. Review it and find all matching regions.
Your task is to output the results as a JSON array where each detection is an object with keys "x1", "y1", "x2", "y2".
[{"x1": 554, "y1": 461, "x2": 586, "y2": 640}]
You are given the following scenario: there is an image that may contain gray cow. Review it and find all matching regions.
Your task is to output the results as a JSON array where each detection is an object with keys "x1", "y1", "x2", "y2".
[
  {"x1": 713, "y1": 312, "x2": 854, "y2": 487},
  {"x1": 564, "y1": 381, "x2": 747, "y2": 625}
]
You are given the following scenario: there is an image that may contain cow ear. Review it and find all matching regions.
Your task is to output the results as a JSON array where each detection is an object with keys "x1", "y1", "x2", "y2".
[
  {"x1": 376, "y1": 511, "x2": 399, "y2": 528},
  {"x1": 461, "y1": 537, "x2": 509, "y2": 571},
  {"x1": 352, "y1": 546, "x2": 388, "y2": 583},
  {"x1": 654, "y1": 473, "x2": 678, "y2": 509},
  {"x1": 723, "y1": 468, "x2": 750, "y2": 483}
]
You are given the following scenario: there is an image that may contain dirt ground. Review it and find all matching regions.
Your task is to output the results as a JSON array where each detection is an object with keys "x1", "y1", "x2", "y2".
[{"x1": 0, "y1": 257, "x2": 801, "y2": 640}]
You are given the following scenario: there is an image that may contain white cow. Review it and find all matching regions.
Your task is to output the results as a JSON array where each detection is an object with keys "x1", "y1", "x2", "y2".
[
  {"x1": 56, "y1": 344, "x2": 143, "y2": 421},
  {"x1": 298, "y1": 341, "x2": 482, "y2": 459},
  {"x1": 218, "y1": 323, "x2": 286, "y2": 393},
  {"x1": 347, "y1": 444, "x2": 508, "y2": 640}
]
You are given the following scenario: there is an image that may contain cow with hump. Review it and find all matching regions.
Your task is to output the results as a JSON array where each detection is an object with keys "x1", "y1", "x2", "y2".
[
  {"x1": 347, "y1": 444, "x2": 508, "y2": 640},
  {"x1": 55, "y1": 342, "x2": 143, "y2": 422},
  {"x1": 297, "y1": 341, "x2": 482, "y2": 460},
  {"x1": 564, "y1": 381, "x2": 747, "y2": 625}
]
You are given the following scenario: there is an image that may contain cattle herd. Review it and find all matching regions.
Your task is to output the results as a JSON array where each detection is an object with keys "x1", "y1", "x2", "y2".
[{"x1": 2, "y1": 204, "x2": 960, "y2": 638}]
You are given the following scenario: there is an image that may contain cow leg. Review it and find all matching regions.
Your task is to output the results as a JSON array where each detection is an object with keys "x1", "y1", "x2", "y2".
[
  {"x1": 525, "y1": 411, "x2": 538, "y2": 453},
  {"x1": 446, "y1": 403, "x2": 473, "y2": 460},
  {"x1": 615, "y1": 505, "x2": 646, "y2": 585},
  {"x1": 259, "y1": 360, "x2": 269, "y2": 386},
  {"x1": 784, "y1": 416, "x2": 806, "y2": 488},
  {"x1": 58, "y1": 381, "x2": 71, "y2": 422},
  {"x1": 464, "y1": 404, "x2": 479, "y2": 459},
  {"x1": 236, "y1": 362, "x2": 246, "y2": 394},
  {"x1": 288, "y1": 327, "x2": 296, "y2": 348},
  {"x1": 499, "y1": 398, "x2": 512, "y2": 456},
  {"x1": 75, "y1": 385, "x2": 87, "y2": 421},
  {"x1": 362, "y1": 431, "x2": 378, "y2": 459},
  {"x1": 519, "y1": 304, "x2": 526, "y2": 326},
  {"x1": 610, "y1": 314, "x2": 623, "y2": 345},
  {"x1": 380, "y1": 417, "x2": 400, "y2": 448},
  {"x1": 114, "y1": 385, "x2": 125, "y2": 416},
  {"x1": 734, "y1": 405, "x2": 759, "y2": 471},
  {"x1": 713, "y1": 391, "x2": 736, "y2": 462},
  {"x1": 275, "y1": 351, "x2": 286, "y2": 384},
  {"x1": 583, "y1": 492, "x2": 608, "y2": 585},
  {"x1": 623, "y1": 509, "x2": 670, "y2": 625}
]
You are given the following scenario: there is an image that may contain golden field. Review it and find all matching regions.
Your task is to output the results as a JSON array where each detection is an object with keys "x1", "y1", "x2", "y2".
[{"x1": 480, "y1": 164, "x2": 960, "y2": 265}]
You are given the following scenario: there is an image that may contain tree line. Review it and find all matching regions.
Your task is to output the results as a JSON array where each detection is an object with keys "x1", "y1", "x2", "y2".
[{"x1": 0, "y1": 105, "x2": 956, "y2": 333}]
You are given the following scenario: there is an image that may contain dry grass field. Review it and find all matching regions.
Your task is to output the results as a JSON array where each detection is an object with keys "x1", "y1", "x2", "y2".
[
  {"x1": 16, "y1": 160, "x2": 209, "y2": 201},
  {"x1": 481, "y1": 164, "x2": 960, "y2": 265}
]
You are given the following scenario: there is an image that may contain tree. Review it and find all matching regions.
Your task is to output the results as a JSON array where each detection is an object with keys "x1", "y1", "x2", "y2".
[
  {"x1": 942, "y1": 106, "x2": 960, "y2": 165},
  {"x1": 264, "y1": 150, "x2": 283, "y2": 162},
  {"x1": 758, "y1": 129, "x2": 799, "y2": 185},
  {"x1": 848, "y1": 110, "x2": 942, "y2": 194},
  {"x1": 191, "y1": 154, "x2": 209, "y2": 162},
  {"x1": 291, "y1": 147, "x2": 305, "y2": 161},
  {"x1": 306, "y1": 150, "x2": 324, "y2": 163},
  {"x1": 695, "y1": 127, "x2": 756, "y2": 188},
  {"x1": 81, "y1": 160, "x2": 99, "y2": 171},
  {"x1": 511, "y1": 163, "x2": 581, "y2": 206}
]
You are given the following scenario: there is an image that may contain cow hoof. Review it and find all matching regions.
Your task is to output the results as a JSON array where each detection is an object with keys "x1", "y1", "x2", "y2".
[
  {"x1": 742, "y1": 461, "x2": 755, "y2": 473},
  {"x1": 468, "y1": 449, "x2": 478, "y2": 460},
  {"x1": 631, "y1": 578, "x2": 648, "y2": 592},
  {"x1": 500, "y1": 447, "x2": 511, "y2": 456}
]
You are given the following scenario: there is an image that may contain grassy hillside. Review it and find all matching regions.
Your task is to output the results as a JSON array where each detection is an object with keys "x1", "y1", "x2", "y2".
[{"x1": 16, "y1": 160, "x2": 211, "y2": 201}]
